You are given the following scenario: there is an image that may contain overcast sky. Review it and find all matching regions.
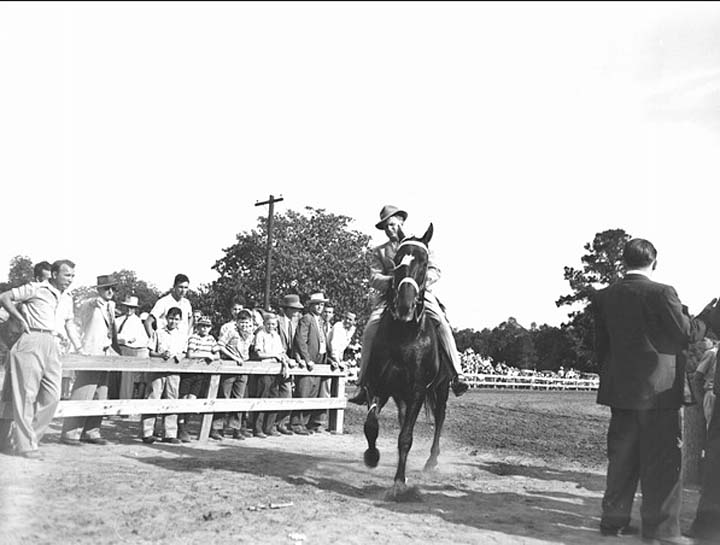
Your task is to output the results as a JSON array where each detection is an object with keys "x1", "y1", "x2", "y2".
[{"x1": 2, "y1": 1, "x2": 720, "y2": 330}]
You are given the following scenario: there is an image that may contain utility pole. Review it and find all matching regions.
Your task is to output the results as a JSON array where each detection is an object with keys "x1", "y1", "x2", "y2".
[{"x1": 255, "y1": 194, "x2": 284, "y2": 311}]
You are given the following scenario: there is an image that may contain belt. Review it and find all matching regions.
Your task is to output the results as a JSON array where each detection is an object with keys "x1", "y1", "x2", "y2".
[{"x1": 29, "y1": 328, "x2": 54, "y2": 334}]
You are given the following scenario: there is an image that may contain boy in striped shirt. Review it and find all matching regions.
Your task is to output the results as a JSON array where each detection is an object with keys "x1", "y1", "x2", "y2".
[{"x1": 178, "y1": 316, "x2": 220, "y2": 442}]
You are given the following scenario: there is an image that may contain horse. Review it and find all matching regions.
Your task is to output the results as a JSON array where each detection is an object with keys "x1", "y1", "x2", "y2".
[{"x1": 361, "y1": 223, "x2": 451, "y2": 501}]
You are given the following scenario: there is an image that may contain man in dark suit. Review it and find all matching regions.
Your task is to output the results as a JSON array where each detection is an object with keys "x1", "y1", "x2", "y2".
[
  {"x1": 592, "y1": 238, "x2": 718, "y2": 545},
  {"x1": 291, "y1": 292, "x2": 329, "y2": 434}
]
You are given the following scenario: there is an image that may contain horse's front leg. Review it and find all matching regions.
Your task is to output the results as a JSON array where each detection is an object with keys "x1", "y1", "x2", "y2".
[
  {"x1": 363, "y1": 394, "x2": 383, "y2": 468},
  {"x1": 386, "y1": 395, "x2": 424, "y2": 502}
]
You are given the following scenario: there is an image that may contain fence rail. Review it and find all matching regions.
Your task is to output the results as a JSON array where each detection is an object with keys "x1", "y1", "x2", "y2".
[
  {"x1": 1, "y1": 354, "x2": 348, "y2": 443},
  {"x1": 467, "y1": 373, "x2": 599, "y2": 391}
]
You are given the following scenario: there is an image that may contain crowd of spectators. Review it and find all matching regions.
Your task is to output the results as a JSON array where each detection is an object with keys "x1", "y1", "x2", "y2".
[
  {"x1": 0, "y1": 264, "x2": 361, "y2": 457},
  {"x1": 458, "y1": 348, "x2": 597, "y2": 383}
]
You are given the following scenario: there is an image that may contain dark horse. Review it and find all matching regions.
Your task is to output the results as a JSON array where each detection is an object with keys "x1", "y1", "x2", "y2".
[{"x1": 361, "y1": 223, "x2": 450, "y2": 501}]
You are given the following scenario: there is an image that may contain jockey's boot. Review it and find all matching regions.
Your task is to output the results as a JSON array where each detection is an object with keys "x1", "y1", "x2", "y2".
[
  {"x1": 348, "y1": 385, "x2": 368, "y2": 405},
  {"x1": 451, "y1": 374, "x2": 470, "y2": 396}
]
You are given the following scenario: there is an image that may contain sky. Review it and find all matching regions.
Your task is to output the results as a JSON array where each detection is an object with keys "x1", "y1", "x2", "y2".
[{"x1": 2, "y1": 1, "x2": 720, "y2": 331}]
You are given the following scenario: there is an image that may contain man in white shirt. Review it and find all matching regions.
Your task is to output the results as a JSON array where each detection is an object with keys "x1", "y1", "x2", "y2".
[
  {"x1": 144, "y1": 274, "x2": 193, "y2": 347},
  {"x1": 115, "y1": 295, "x2": 149, "y2": 399},
  {"x1": 61, "y1": 274, "x2": 118, "y2": 446},
  {"x1": 328, "y1": 311, "x2": 357, "y2": 367}
]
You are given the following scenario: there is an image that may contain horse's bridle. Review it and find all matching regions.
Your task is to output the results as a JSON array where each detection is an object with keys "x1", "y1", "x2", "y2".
[{"x1": 391, "y1": 240, "x2": 429, "y2": 321}]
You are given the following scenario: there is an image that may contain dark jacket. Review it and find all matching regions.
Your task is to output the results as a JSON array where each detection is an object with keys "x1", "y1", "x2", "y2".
[
  {"x1": 592, "y1": 273, "x2": 707, "y2": 410},
  {"x1": 294, "y1": 312, "x2": 327, "y2": 365}
]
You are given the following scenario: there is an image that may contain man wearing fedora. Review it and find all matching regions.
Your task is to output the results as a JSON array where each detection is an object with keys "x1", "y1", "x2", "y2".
[
  {"x1": 267, "y1": 294, "x2": 303, "y2": 435},
  {"x1": 61, "y1": 274, "x2": 119, "y2": 446},
  {"x1": 292, "y1": 292, "x2": 330, "y2": 434},
  {"x1": 349, "y1": 205, "x2": 469, "y2": 405},
  {"x1": 115, "y1": 295, "x2": 150, "y2": 399}
]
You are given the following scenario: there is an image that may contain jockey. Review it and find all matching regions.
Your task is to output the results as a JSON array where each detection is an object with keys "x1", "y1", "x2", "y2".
[{"x1": 348, "y1": 205, "x2": 469, "y2": 404}]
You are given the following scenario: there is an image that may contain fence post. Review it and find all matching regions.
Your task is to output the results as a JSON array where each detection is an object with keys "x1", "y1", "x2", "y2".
[
  {"x1": 198, "y1": 374, "x2": 221, "y2": 443},
  {"x1": 328, "y1": 372, "x2": 346, "y2": 434}
]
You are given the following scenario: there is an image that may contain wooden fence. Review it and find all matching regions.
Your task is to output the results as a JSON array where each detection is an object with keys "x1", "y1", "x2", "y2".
[
  {"x1": 466, "y1": 373, "x2": 599, "y2": 391},
  {"x1": 2, "y1": 354, "x2": 347, "y2": 444}
]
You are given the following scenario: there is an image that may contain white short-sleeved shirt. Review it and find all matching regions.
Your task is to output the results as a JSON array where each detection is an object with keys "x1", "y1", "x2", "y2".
[{"x1": 150, "y1": 293, "x2": 192, "y2": 344}]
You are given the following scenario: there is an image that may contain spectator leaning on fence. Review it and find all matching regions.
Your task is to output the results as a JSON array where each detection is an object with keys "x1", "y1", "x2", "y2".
[
  {"x1": 141, "y1": 306, "x2": 186, "y2": 445},
  {"x1": 272, "y1": 294, "x2": 304, "y2": 436},
  {"x1": 212, "y1": 309, "x2": 255, "y2": 440},
  {"x1": 292, "y1": 292, "x2": 329, "y2": 435},
  {"x1": 328, "y1": 311, "x2": 356, "y2": 369},
  {"x1": 145, "y1": 273, "x2": 193, "y2": 346},
  {"x1": 218, "y1": 297, "x2": 245, "y2": 341},
  {"x1": 178, "y1": 315, "x2": 220, "y2": 443},
  {"x1": 114, "y1": 295, "x2": 150, "y2": 399},
  {"x1": 0, "y1": 259, "x2": 79, "y2": 459},
  {"x1": 61, "y1": 274, "x2": 119, "y2": 447},
  {"x1": 249, "y1": 312, "x2": 291, "y2": 438}
]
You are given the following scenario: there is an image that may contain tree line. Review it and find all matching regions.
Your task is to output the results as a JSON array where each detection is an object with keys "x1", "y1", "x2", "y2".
[{"x1": 2, "y1": 211, "x2": 631, "y2": 372}]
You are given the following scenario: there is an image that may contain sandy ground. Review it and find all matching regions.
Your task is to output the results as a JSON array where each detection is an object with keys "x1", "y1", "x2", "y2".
[{"x1": 0, "y1": 392, "x2": 702, "y2": 545}]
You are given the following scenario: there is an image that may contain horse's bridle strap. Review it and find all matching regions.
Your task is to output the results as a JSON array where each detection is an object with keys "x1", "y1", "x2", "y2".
[{"x1": 397, "y1": 277, "x2": 420, "y2": 294}]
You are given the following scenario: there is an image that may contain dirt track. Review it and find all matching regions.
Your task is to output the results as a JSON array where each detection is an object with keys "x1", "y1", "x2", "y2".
[{"x1": 0, "y1": 391, "x2": 702, "y2": 545}]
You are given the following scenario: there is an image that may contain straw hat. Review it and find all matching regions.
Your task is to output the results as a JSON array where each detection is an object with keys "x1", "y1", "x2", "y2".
[
  {"x1": 308, "y1": 292, "x2": 329, "y2": 304},
  {"x1": 121, "y1": 296, "x2": 139, "y2": 308}
]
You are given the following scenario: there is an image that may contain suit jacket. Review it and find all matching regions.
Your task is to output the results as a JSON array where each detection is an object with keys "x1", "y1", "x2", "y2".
[
  {"x1": 294, "y1": 312, "x2": 327, "y2": 365},
  {"x1": 592, "y1": 273, "x2": 707, "y2": 410},
  {"x1": 277, "y1": 314, "x2": 297, "y2": 358}
]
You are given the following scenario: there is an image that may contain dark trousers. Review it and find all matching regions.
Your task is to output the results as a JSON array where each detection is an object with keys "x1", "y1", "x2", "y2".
[
  {"x1": 290, "y1": 375, "x2": 320, "y2": 429},
  {"x1": 601, "y1": 408, "x2": 682, "y2": 539},
  {"x1": 212, "y1": 374, "x2": 248, "y2": 431},
  {"x1": 692, "y1": 392, "x2": 720, "y2": 541},
  {"x1": 266, "y1": 376, "x2": 293, "y2": 431}
]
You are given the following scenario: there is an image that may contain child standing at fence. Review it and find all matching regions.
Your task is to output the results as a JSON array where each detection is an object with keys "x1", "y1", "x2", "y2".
[
  {"x1": 141, "y1": 307, "x2": 186, "y2": 444},
  {"x1": 177, "y1": 315, "x2": 220, "y2": 442},
  {"x1": 250, "y1": 312, "x2": 291, "y2": 437}
]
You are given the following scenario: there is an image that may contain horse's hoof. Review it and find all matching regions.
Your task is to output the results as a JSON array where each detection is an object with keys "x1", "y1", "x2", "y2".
[
  {"x1": 422, "y1": 460, "x2": 438, "y2": 473},
  {"x1": 385, "y1": 482, "x2": 423, "y2": 502},
  {"x1": 364, "y1": 448, "x2": 380, "y2": 468}
]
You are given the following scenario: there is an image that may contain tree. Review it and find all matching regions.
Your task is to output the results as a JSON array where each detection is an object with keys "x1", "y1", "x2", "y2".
[
  {"x1": 8, "y1": 255, "x2": 34, "y2": 287},
  {"x1": 531, "y1": 324, "x2": 577, "y2": 371},
  {"x1": 486, "y1": 317, "x2": 537, "y2": 369},
  {"x1": 209, "y1": 207, "x2": 373, "y2": 326},
  {"x1": 69, "y1": 269, "x2": 161, "y2": 315},
  {"x1": 556, "y1": 228, "x2": 631, "y2": 310},
  {"x1": 454, "y1": 327, "x2": 492, "y2": 356},
  {"x1": 555, "y1": 228, "x2": 632, "y2": 372}
]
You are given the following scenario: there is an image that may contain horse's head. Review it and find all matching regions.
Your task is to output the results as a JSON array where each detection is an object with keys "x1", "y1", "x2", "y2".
[{"x1": 391, "y1": 223, "x2": 433, "y2": 322}]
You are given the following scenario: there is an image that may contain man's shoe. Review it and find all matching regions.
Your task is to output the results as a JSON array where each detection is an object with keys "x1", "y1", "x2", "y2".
[
  {"x1": 19, "y1": 450, "x2": 43, "y2": 459},
  {"x1": 60, "y1": 436, "x2": 83, "y2": 446},
  {"x1": 240, "y1": 429, "x2": 254, "y2": 439},
  {"x1": 601, "y1": 525, "x2": 639, "y2": 537},
  {"x1": 253, "y1": 431, "x2": 267, "y2": 439},
  {"x1": 451, "y1": 375, "x2": 470, "y2": 396},
  {"x1": 277, "y1": 426, "x2": 294, "y2": 435},
  {"x1": 266, "y1": 429, "x2": 281, "y2": 437},
  {"x1": 292, "y1": 426, "x2": 310, "y2": 436},
  {"x1": 81, "y1": 436, "x2": 108, "y2": 446},
  {"x1": 232, "y1": 429, "x2": 245, "y2": 440},
  {"x1": 178, "y1": 430, "x2": 192, "y2": 443},
  {"x1": 162, "y1": 437, "x2": 181, "y2": 444},
  {"x1": 141, "y1": 436, "x2": 156, "y2": 444},
  {"x1": 209, "y1": 430, "x2": 224, "y2": 441}
]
